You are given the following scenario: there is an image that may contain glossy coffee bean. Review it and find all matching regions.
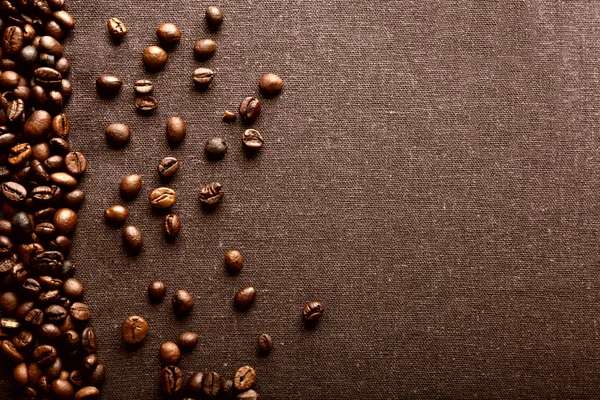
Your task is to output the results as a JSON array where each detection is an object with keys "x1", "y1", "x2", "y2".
[
  {"x1": 135, "y1": 96, "x2": 158, "y2": 113},
  {"x1": 225, "y1": 250, "x2": 243, "y2": 272},
  {"x1": 81, "y1": 327, "x2": 97, "y2": 354},
  {"x1": 13, "y1": 362, "x2": 28, "y2": 386},
  {"x1": 302, "y1": 300, "x2": 324, "y2": 321},
  {"x1": 51, "y1": 379, "x2": 74, "y2": 400},
  {"x1": 96, "y1": 74, "x2": 122, "y2": 97},
  {"x1": 199, "y1": 182, "x2": 223, "y2": 206},
  {"x1": 203, "y1": 371, "x2": 221, "y2": 397},
  {"x1": 222, "y1": 110, "x2": 237, "y2": 122},
  {"x1": 159, "y1": 341, "x2": 180, "y2": 364},
  {"x1": 32, "y1": 344, "x2": 57, "y2": 367},
  {"x1": 259, "y1": 73, "x2": 284, "y2": 96},
  {"x1": 205, "y1": 6, "x2": 224, "y2": 29},
  {"x1": 69, "y1": 302, "x2": 90, "y2": 322},
  {"x1": 160, "y1": 365, "x2": 183, "y2": 395},
  {"x1": 107, "y1": 17, "x2": 127, "y2": 39},
  {"x1": 234, "y1": 286, "x2": 256, "y2": 310},
  {"x1": 242, "y1": 129, "x2": 264, "y2": 150},
  {"x1": 104, "y1": 205, "x2": 128, "y2": 226},
  {"x1": 121, "y1": 315, "x2": 148, "y2": 344},
  {"x1": 1, "y1": 339, "x2": 24, "y2": 362},
  {"x1": 0, "y1": 291, "x2": 18, "y2": 315},
  {"x1": 239, "y1": 97, "x2": 262, "y2": 123},
  {"x1": 63, "y1": 278, "x2": 84, "y2": 299},
  {"x1": 149, "y1": 187, "x2": 176, "y2": 209},
  {"x1": 148, "y1": 281, "x2": 166, "y2": 303},
  {"x1": 186, "y1": 372, "x2": 204, "y2": 395},
  {"x1": 63, "y1": 189, "x2": 85, "y2": 209},
  {"x1": 166, "y1": 116, "x2": 186, "y2": 145},
  {"x1": 177, "y1": 331, "x2": 198, "y2": 352},
  {"x1": 192, "y1": 67, "x2": 215, "y2": 86},
  {"x1": 54, "y1": 208, "x2": 77, "y2": 235},
  {"x1": 82, "y1": 353, "x2": 98, "y2": 371},
  {"x1": 52, "y1": 113, "x2": 70, "y2": 138},
  {"x1": 234, "y1": 366, "x2": 256, "y2": 391},
  {"x1": 64, "y1": 152, "x2": 87, "y2": 175},
  {"x1": 157, "y1": 157, "x2": 179, "y2": 179},
  {"x1": 50, "y1": 172, "x2": 77, "y2": 189},
  {"x1": 23, "y1": 110, "x2": 52, "y2": 141},
  {"x1": 133, "y1": 79, "x2": 154, "y2": 96},
  {"x1": 205, "y1": 137, "x2": 227, "y2": 159},
  {"x1": 123, "y1": 225, "x2": 143, "y2": 252},
  {"x1": 157, "y1": 23, "x2": 181, "y2": 46},
  {"x1": 172, "y1": 290, "x2": 194, "y2": 315},
  {"x1": 258, "y1": 333, "x2": 273, "y2": 354},
  {"x1": 74, "y1": 386, "x2": 99, "y2": 400},
  {"x1": 88, "y1": 364, "x2": 105, "y2": 386},
  {"x1": 237, "y1": 389, "x2": 260, "y2": 400},
  {"x1": 194, "y1": 39, "x2": 216, "y2": 60},
  {"x1": 119, "y1": 174, "x2": 142, "y2": 199},
  {"x1": 142, "y1": 46, "x2": 168, "y2": 71},
  {"x1": 163, "y1": 214, "x2": 181, "y2": 238},
  {"x1": 105, "y1": 123, "x2": 130, "y2": 148}
]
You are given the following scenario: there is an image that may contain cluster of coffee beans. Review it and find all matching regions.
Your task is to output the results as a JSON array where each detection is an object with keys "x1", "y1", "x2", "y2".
[{"x1": 0, "y1": 1, "x2": 107, "y2": 399}]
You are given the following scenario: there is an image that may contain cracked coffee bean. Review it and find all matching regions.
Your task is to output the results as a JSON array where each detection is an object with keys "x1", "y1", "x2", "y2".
[
  {"x1": 222, "y1": 110, "x2": 237, "y2": 122},
  {"x1": 302, "y1": 300, "x2": 324, "y2": 322},
  {"x1": 199, "y1": 182, "x2": 224, "y2": 206},
  {"x1": 134, "y1": 79, "x2": 154, "y2": 96},
  {"x1": 157, "y1": 157, "x2": 179, "y2": 179},
  {"x1": 107, "y1": 17, "x2": 127, "y2": 39},
  {"x1": 135, "y1": 96, "x2": 158, "y2": 113},
  {"x1": 242, "y1": 129, "x2": 264, "y2": 150},
  {"x1": 239, "y1": 97, "x2": 262, "y2": 123},
  {"x1": 163, "y1": 214, "x2": 181, "y2": 238},
  {"x1": 149, "y1": 187, "x2": 176, "y2": 209},
  {"x1": 234, "y1": 366, "x2": 256, "y2": 391}
]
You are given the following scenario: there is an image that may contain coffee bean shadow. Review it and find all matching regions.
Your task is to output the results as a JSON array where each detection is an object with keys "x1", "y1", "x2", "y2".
[
  {"x1": 302, "y1": 318, "x2": 322, "y2": 331},
  {"x1": 150, "y1": 207, "x2": 173, "y2": 218},
  {"x1": 193, "y1": 83, "x2": 211, "y2": 93},
  {"x1": 172, "y1": 310, "x2": 193, "y2": 321},
  {"x1": 225, "y1": 267, "x2": 241, "y2": 278},
  {"x1": 122, "y1": 341, "x2": 145, "y2": 353},
  {"x1": 242, "y1": 147, "x2": 260, "y2": 160},
  {"x1": 200, "y1": 203, "x2": 221, "y2": 214}
]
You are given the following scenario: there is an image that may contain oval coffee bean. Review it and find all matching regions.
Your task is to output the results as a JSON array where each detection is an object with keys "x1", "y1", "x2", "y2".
[
  {"x1": 24, "y1": 110, "x2": 52, "y2": 141},
  {"x1": 159, "y1": 341, "x2": 180, "y2": 364},
  {"x1": 2, "y1": 181, "x2": 27, "y2": 202},
  {"x1": 32, "y1": 344, "x2": 57, "y2": 367},
  {"x1": 149, "y1": 187, "x2": 176, "y2": 209},
  {"x1": 234, "y1": 366, "x2": 256, "y2": 391},
  {"x1": 163, "y1": 214, "x2": 181, "y2": 238},
  {"x1": 119, "y1": 174, "x2": 142, "y2": 199},
  {"x1": 192, "y1": 67, "x2": 215, "y2": 86},
  {"x1": 52, "y1": 113, "x2": 70, "y2": 138},
  {"x1": 133, "y1": 79, "x2": 154, "y2": 96},
  {"x1": 205, "y1": 137, "x2": 227, "y2": 159},
  {"x1": 302, "y1": 300, "x2": 324, "y2": 321},
  {"x1": 157, "y1": 157, "x2": 179, "y2": 179},
  {"x1": 234, "y1": 286, "x2": 257, "y2": 310},
  {"x1": 74, "y1": 386, "x2": 100, "y2": 400},
  {"x1": 198, "y1": 182, "x2": 223, "y2": 206},
  {"x1": 135, "y1": 96, "x2": 158, "y2": 113},
  {"x1": 104, "y1": 205, "x2": 128, "y2": 226},
  {"x1": 166, "y1": 116, "x2": 186, "y2": 145},
  {"x1": 121, "y1": 315, "x2": 148, "y2": 344},
  {"x1": 69, "y1": 302, "x2": 90, "y2": 322},
  {"x1": 186, "y1": 371, "x2": 204, "y2": 395},
  {"x1": 194, "y1": 38, "x2": 216, "y2": 60},
  {"x1": 105, "y1": 123, "x2": 131, "y2": 148},
  {"x1": 50, "y1": 172, "x2": 77, "y2": 189},
  {"x1": 1, "y1": 340, "x2": 24, "y2": 363},
  {"x1": 177, "y1": 331, "x2": 198, "y2": 352},
  {"x1": 31, "y1": 251, "x2": 64, "y2": 276},
  {"x1": 8, "y1": 143, "x2": 32, "y2": 166},
  {"x1": 54, "y1": 208, "x2": 78, "y2": 234},
  {"x1": 242, "y1": 129, "x2": 264, "y2": 150},
  {"x1": 259, "y1": 73, "x2": 284, "y2": 96},
  {"x1": 205, "y1": 6, "x2": 224, "y2": 28},
  {"x1": 148, "y1": 281, "x2": 166, "y2": 302},
  {"x1": 54, "y1": 11, "x2": 75, "y2": 30},
  {"x1": 96, "y1": 74, "x2": 122, "y2": 97},
  {"x1": 172, "y1": 289, "x2": 194, "y2": 315},
  {"x1": 64, "y1": 152, "x2": 87, "y2": 175},
  {"x1": 156, "y1": 23, "x2": 181, "y2": 47},
  {"x1": 7, "y1": 99, "x2": 25, "y2": 122},
  {"x1": 225, "y1": 250, "x2": 244, "y2": 272},
  {"x1": 81, "y1": 327, "x2": 97, "y2": 354},
  {"x1": 258, "y1": 333, "x2": 273, "y2": 354},
  {"x1": 142, "y1": 45, "x2": 168, "y2": 70},
  {"x1": 160, "y1": 365, "x2": 184, "y2": 394},
  {"x1": 107, "y1": 17, "x2": 127, "y2": 39},
  {"x1": 123, "y1": 225, "x2": 143, "y2": 252},
  {"x1": 38, "y1": 36, "x2": 63, "y2": 57},
  {"x1": 239, "y1": 97, "x2": 262, "y2": 123},
  {"x1": 203, "y1": 371, "x2": 221, "y2": 397},
  {"x1": 33, "y1": 67, "x2": 62, "y2": 89},
  {"x1": 3, "y1": 26, "x2": 24, "y2": 55}
]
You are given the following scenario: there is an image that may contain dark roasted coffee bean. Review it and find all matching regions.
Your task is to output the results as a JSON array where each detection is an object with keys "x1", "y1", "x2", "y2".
[
  {"x1": 19, "y1": 45, "x2": 38, "y2": 65},
  {"x1": 52, "y1": 113, "x2": 70, "y2": 138},
  {"x1": 222, "y1": 110, "x2": 237, "y2": 122},
  {"x1": 7, "y1": 99, "x2": 25, "y2": 122},
  {"x1": 15, "y1": 301, "x2": 35, "y2": 321},
  {"x1": 135, "y1": 96, "x2": 158, "y2": 113},
  {"x1": 105, "y1": 123, "x2": 130, "y2": 147},
  {"x1": 31, "y1": 161, "x2": 50, "y2": 183},
  {"x1": 160, "y1": 365, "x2": 183, "y2": 394},
  {"x1": 302, "y1": 300, "x2": 324, "y2": 321},
  {"x1": 12, "y1": 330, "x2": 33, "y2": 350},
  {"x1": 3, "y1": 181, "x2": 27, "y2": 202},
  {"x1": 81, "y1": 327, "x2": 97, "y2": 354},
  {"x1": 177, "y1": 331, "x2": 198, "y2": 352},
  {"x1": 32, "y1": 344, "x2": 57, "y2": 367},
  {"x1": 186, "y1": 372, "x2": 204, "y2": 395},
  {"x1": 259, "y1": 73, "x2": 284, "y2": 96},
  {"x1": 3, "y1": 26, "x2": 24, "y2": 55},
  {"x1": 35, "y1": 222, "x2": 55, "y2": 238},
  {"x1": 237, "y1": 389, "x2": 260, "y2": 400},
  {"x1": 11, "y1": 211, "x2": 32, "y2": 237},
  {"x1": 159, "y1": 341, "x2": 180, "y2": 364},
  {"x1": 39, "y1": 276, "x2": 63, "y2": 290},
  {"x1": 96, "y1": 74, "x2": 121, "y2": 97},
  {"x1": 107, "y1": 17, "x2": 127, "y2": 39},
  {"x1": 205, "y1": 6, "x2": 224, "y2": 29},
  {"x1": 0, "y1": 219, "x2": 12, "y2": 236},
  {"x1": 54, "y1": 10, "x2": 74, "y2": 29},
  {"x1": 21, "y1": 244, "x2": 45, "y2": 267},
  {"x1": 49, "y1": 137, "x2": 70, "y2": 155},
  {"x1": 157, "y1": 157, "x2": 179, "y2": 179},
  {"x1": 148, "y1": 280, "x2": 166, "y2": 302},
  {"x1": 142, "y1": 45, "x2": 168, "y2": 71},
  {"x1": 0, "y1": 235, "x2": 13, "y2": 256},
  {"x1": 104, "y1": 205, "x2": 128, "y2": 226},
  {"x1": 166, "y1": 116, "x2": 186, "y2": 145},
  {"x1": 133, "y1": 79, "x2": 154, "y2": 96},
  {"x1": 1, "y1": 339, "x2": 24, "y2": 363},
  {"x1": 44, "y1": 155, "x2": 64, "y2": 171},
  {"x1": 242, "y1": 129, "x2": 264, "y2": 150},
  {"x1": 234, "y1": 366, "x2": 256, "y2": 391},
  {"x1": 119, "y1": 174, "x2": 142, "y2": 199},
  {"x1": 38, "y1": 36, "x2": 63, "y2": 57},
  {"x1": 149, "y1": 187, "x2": 176, "y2": 209},
  {"x1": 258, "y1": 333, "x2": 273, "y2": 354},
  {"x1": 82, "y1": 353, "x2": 98, "y2": 371},
  {"x1": 64, "y1": 152, "x2": 86, "y2": 175},
  {"x1": 121, "y1": 315, "x2": 148, "y2": 344},
  {"x1": 163, "y1": 213, "x2": 181, "y2": 238},
  {"x1": 55, "y1": 57, "x2": 70, "y2": 76},
  {"x1": 203, "y1": 371, "x2": 221, "y2": 397},
  {"x1": 88, "y1": 364, "x2": 105, "y2": 386},
  {"x1": 38, "y1": 323, "x2": 61, "y2": 342},
  {"x1": 39, "y1": 53, "x2": 57, "y2": 68},
  {"x1": 0, "y1": 133, "x2": 18, "y2": 149},
  {"x1": 39, "y1": 290, "x2": 60, "y2": 304},
  {"x1": 0, "y1": 291, "x2": 18, "y2": 315},
  {"x1": 54, "y1": 208, "x2": 77, "y2": 234},
  {"x1": 24, "y1": 308, "x2": 44, "y2": 326},
  {"x1": 74, "y1": 386, "x2": 100, "y2": 400},
  {"x1": 234, "y1": 286, "x2": 256, "y2": 310},
  {"x1": 69, "y1": 369, "x2": 84, "y2": 387},
  {"x1": 157, "y1": 22, "x2": 181, "y2": 46},
  {"x1": 199, "y1": 182, "x2": 223, "y2": 206},
  {"x1": 205, "y1": 137, "x2": 227, "y2": 159},
  {"x1": 192, "y1": 67, "x2": 215, "y2": 86},
  {"x1": 24, "y1": 110, "x2": 52, "y2": 141},
  {"x1": 61, "y1": 190, "x2": 83, "y2": 210},
  {"x1": 45, "y1": 305, "x2": 67, "y2": 323},
  {"x1": 23, "y1": 279, "x2": 42, "y2": 298},
  {"x1": 51, "y1": 379, "x2": 74, "y2": 400},
  {"x1": 239, "y1": 97, "x2": 262, "y2": 123},
  {"x1": 69, "y1": 302, "x2": 90, "y2": 322},
  {"x1": 50, "y1": 172, "x2": 77, "y2": 189},
  {"x1": 172, "y1": 289, "x2": 194, "y2": 315},
  {"x1": 225, "y1": 250, "x2": 244, "y2": 272},
  {"x1": 33, "y1": 67, "x2": 62, "y2": 89},
  {"x1": 62, "y1": 278, "x2": 84, "y2": 299},
  {"x1": 194, "y1": 38, "x2": 216, "y2": 60},
  {"x1": 222, "y1": 379, "x2": 235, "y2": 398},
  {"x1": 123, "y1": 225, "x2": 143, "y2": 252}
]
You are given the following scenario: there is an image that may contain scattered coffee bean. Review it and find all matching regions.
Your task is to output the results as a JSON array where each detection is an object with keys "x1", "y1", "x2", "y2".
[
  {"x1": 193, "y1": 67, "x2": 216, "y2": 87},
  {"x1": 259, "y1": 73, "x2": 284, "y2": 96},
  {"x1": 119, "y1": 174, "x2": 142, "y2": 199},
  {"x1": 222, "y1": 110, "x2": 237, "y2": 122},
  {"x1": 163, "y1": 214, "x2": 181, "y2": 238},
  {"x1": 107, "y1": 17, "x2": 127, "y2": 39},
  {"x1": 234, "y1": 286, "x2": 256, "y2": 310},
  {"x1": 121, "y1": 315, "x2": 148, "y2": 344},
  {"x1": 186, "y1": 371, "x2": 204, "y2": 395},
  {"x1": 225, "y1": 250, "x2": 244, "y2": 272},
  {"x1": 104, "y1": 205, "x2": 128, "y2": 226},
  {"x1": 172, "y1": 289, "x2": 194, "y2": 315},
  {"x1": 302, "y1": 300, "x2": 324, "y2": 322},
  {"x1": 96, "y1": 74, "x2": 122, "y2": 97},
  {"x1": 205, "y1": 6, "x2": 224, "y2": 29},
  {"x1": 237, "y1": 389, "x2": 260, "y2": 400},
  {"x1": 149, "y1": 187, "x2": 176, "y2": 209},
  {"x1": 123, "y1": 226, "x2": 143, "y2": 252},
  {"x1": 160, "y1": 365, "x2": 184, "y2": 395},
  {"x1": 69, "y1": 302, "x2": 90, "y2": 322},
  {"x1": 177, "y1": 331, "x2": 198, "y2": 352},
  {"x1": 105, "y1": 123, "x2": 131, "y2": 148},
  {"x1": 203, "y1": 371, "x2": 222, "y2": 397},
  {"x1": 166, "y1": 116, "x2": 186, "y2": 145},
  {"x1": 157, "y1": 157, "x2": 179, "y2": 179},
  {"x1": 157, "y1": 23, "x2": 181, "y2": 47},
  {"x1": 239, "y1": 97, "x2": 262, "y2": 123},
  {"x1": 133, "y1": 79, "x2": 154, "y2": 96},
  {"x1": 135, "y1": 96, "x2": 158, "y2": 113},
  {"x1": 159, "y1": 341, "x2": 180, "y2": 364},
  {"x1": 194, "y1": 38, "x2": 216, "y2": 60},
  {"x1": 148, "y1": 281, "x2": 166, "y2": 303},
  {"x1": 242, "y1": 129, "x2": 264, "y2": 150},
  {"x1": 234, "y1": 366, "x2": 256, "y2": 391},
  {"x1": 205, "y1": 137, "x2": 227, "y2": 160},
  {"x1": 199, "y1": 182, "x2": 224, "y2": 206},
  {"x1": 81, "y1": 327, "x2": 98, "y2": 354},
  {"x1": 142, "y1": 45, "x2": 168, "y2": 71},
  {"x1": 258, "y1": 333, "x2": 273, "y2": 354},
  {"x1": 54, "y1": 208, "x2": 78, "y2": 234}
]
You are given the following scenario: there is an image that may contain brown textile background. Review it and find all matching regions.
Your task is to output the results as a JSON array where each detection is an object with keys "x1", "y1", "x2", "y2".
[{"x1": 4, "y1": 0, "x2": 600, "y2": 399}]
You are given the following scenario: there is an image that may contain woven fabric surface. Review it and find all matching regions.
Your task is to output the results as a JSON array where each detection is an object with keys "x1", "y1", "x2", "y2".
[{"x1": 3, "y1": 0, "x2": 600, "y2": 399}]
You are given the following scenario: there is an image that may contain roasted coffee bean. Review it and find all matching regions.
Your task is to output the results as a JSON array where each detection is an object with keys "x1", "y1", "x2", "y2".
[
  {"x1": 259, "y1": 73, "x2": 284, "y2": 96},
  {"x1": 22, "y1": 244, "x2": 45, "y2": 267},
  {"x1": 60, "y1": 258, "x2": 75, "y2": 277},
  {"x1": 121, "y1": 315, "x2": 148, "y2": 344},
  {"x1": 96, "y1": 74, "x2": 122, "y2": 97},
  {"x1": 199, "y1": 182, "x2": 223, "y2": 206},
  {"x1": 242, "y1": 129, "x2": 264, "y2": 150},
  {"x1": 32, "y1": 344, "x2": 57, "y2": 367},
  {"x1": 69, "y1": 302, "x2": 90, "y2": 322},
  {"x1": 186, "y1": 372, "x2": 204, "y2": 395},
  {"x1": 258, "y1": 333, "x2": 273, "y2": 354},
  {"x1": 74, "y1": 386, "x2": 99, "y2": 400},
  {"x1": 123, "y1": 225, "x2": 143, "y2": 252},
  {"x1": 157, "y1": 157, "x2": 179, "y2": 179},
  {"x1": 51, "y1": 379, "x2": 74, "y2": 400},
  {"x1": 39, "y1": 36, "x2": 63, "y2": 57},
  {"x1": 159, "y1": 341, "x2": 180, "y2": 364},
  {"x1": 35, "y1": 222, "x2": 55, "y2": 238},
  {"x1": 135, "y1": 96, "x2": 158, "y2": 113},
  {"x1": 50, "y1": 172, "x2": 77, "y2": 189},
  {"x1": 104, "y1": 205, "x2": 128, "y2": 226},
  {"x1": 7, "y1": 99, "x2": 25, "y2": 122},
  {"x1": 63, "y1": 189, "x2": 85, "y2": 209},
  {"x1": 40, "y1": 53, "x2": 57, "y2": 68},
  {"x1": 69, "y1": 369, "x2": 84, "y2": 387},
  {"x1": 2, "y1": 181, "x2": 27, "y2": 202},
  {"x1": 0, "y1": 318, "x2": 19, "y2": 331},
  {"x1": 39, "y1": 276, "x2": 63, "y2": 290},
  {"x1": 225, "y1": 250, "x2": 244, "y2": 272},
  {"x1": 49, "y1": 137, "x2": 70, "y2": 155},
  {"x1": 47, "y1": 356, "x2": 63, "y2": 378},
  {"x1": 38, "y1": 323, "x2": 61, "y2": 342},
  {"x1": 23, "y1": 280, "x2": 42, "y2": 298},
  {"x1": 62, "y1": 329, "x2": 79, "y2": 356},
  {"x1": 11, "y1": 211, "x2": 32, "y2": 237},
  {"x1": 234, "y1": 366, "x2": 256, "y2": 391},
  {"x1": 15, "y1": 302, "x2": 35, "y2": 321},
  {"x1": 13, "y1": 330, "x2": 33, "y2": 350},
  {"x1": 55, "y1": 57, "x2": 70, "y2": 76},
  {"x1": 222, "y1": 379, "x2": 235, "y2": 398},
  {"x1": 54, "y1": 10, "x2": 75, "y2": 29},
  {"x1": 237, "y1": 389, "x2": 260, "y2": 400},
  {"x1": 302, "y1": 300, "x2": 324, "y2": 321},
  {"x1": 0, "y1": 235, "x2": 13, "y2": 257},
  {"x1": 222, "y1": 110, "x2": 237, "y2": 122},
  {"x1": 44, "y1": 155, "x2": 64, "y2": 171},
  {"x1": 24, "y1": 110, "x2": 52, "y2": 141},
  {"x1": 148, "y1": 280, "x2": 166, "y2": 302},
  {"x1": 54, "y1": 208, "x2": 77, "y2": 234},
  {"x1": 203, "y1": 371, "x2": 221, "y2": 397},
  {"x1": 239, "y1": 97, "x2": 262, "y2": 123},
  {"x1": 45, "y1": 304, "x2": 67, "y2": 323},
  {"x1": 172, "y1": 289, "x2": 194, "y2": 315},
  {"x1": 8, "y1": 143, "x2": 32, "y2": 166},
  {"x1": 107, "y1": 17, "x2": 127, "y2": 39},
  {"x1": 1, "y1": 339, "x2": 24, "y2": 363},
  {"x1": 4, "y1": 26, "x2": 24, "y2": 55},
  {"x1": 205, "y1": 137, "x2": 227, "y2": 159},
  {"x1": 192, "y1": 67, "x2": 215, "y2": 86},
  {"x1": 157, "y1": 22, "x2": 181, "y2": 46},
  {"x1": 133, "y1": 79, "x2": 154, "y2": 96},
  {"x1": 160, "y1": 365, "x2": 184, "y2": 394},
  {"x1": 88, "y1": 364, "x2": 105, "y2": 386},
  {"x1": 82, "y1": 353, "x2": 98, "y2": 371},
  {"x1": 149, "y1": 187, "x2": 176, "y2": 209},
  {"x1": 205, "y1": 6, "x2": 224, "y2": 29},
  {"x1": 163, "y1": 213, "x2": 181, "y2": 238},
  {"x1": 13, "y1": 362, "x2": 28, "y2": 386},
  {"x1": 39, "y1": 290, "x2": 60, "y2": 304},
  {"x1": 49, "y1": 236, "x2": 71, "y2": 255},
  {"x1": 52, "y1": 113, "x2": 70, "y2": 138},
  {"x1": 0, "y1": 71, "x2": 20, "y2": 90},
  {"x1": 64, "y1": 152, "x2": 86, "y2": 175},
  {"x1": 0, "y1": 133, "x2": 18, "y2": 149},
  {"x1": 0, "y1": 291, "x2": 18, "y2": 315},
  {"x1": 194, "y1": 38, "x2": 216, "y2": 60},
  {"x1": 31, "y1": 161, "x2": 50, "y2": 183},
  {"x1": 18, "y1": 45, "x2": 38, "y2": 65},
  {"x1": 0, "y1": 219, "x2": 12, "y2": 236},
  {"x1": 63, "y1": 278, "x2": 84, "y2": 299},
  {"x1": 81, "y1": 327, "x2": 97, "y2": 354},
  {"x1": 234, "y1": 286, "x2": 257, "y2": 310},
  {"x1": 105, "y1": 123, "x2": 131, "y2": 147},
  {"x1": 142, "y1": 45, "x2": 168, "y2": 71},
  {"x1": 120, "y1": 174, "x2": 142, "y2": 199},
  {"x1": 33, "y1": 67, "x2": 62, "y2": 89},
  {"x1": 177, "y1": 331, "x2": 198, "y2": 352},
  {"x1": 166, "y1": 116, "x2": 186, "y2": 145}
]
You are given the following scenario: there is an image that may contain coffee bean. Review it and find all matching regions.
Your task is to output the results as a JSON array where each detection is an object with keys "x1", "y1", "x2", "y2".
[
  {"x1": 96, "y1": 74, "x2": 122, "y2": 97},
  {"x1": 142, "y1": 45, "x2": 168, "y2": 71},
  {"x1": 1, "y1": 317, "x2": 19, "y2": 331},
  {"x1": 104, "y1": 205, "x2": 128, "y2": 226},
  {"x1": 172, "y1": 289, "x2": 194, "y2": 315},
  {"x1": 302, "y1": 300, "x2": 324, "y2": 321},
  {"x1": 63, "y1": 278, "x2": 84, "y2": 299},
  {"x1": 69, "y1": 302, "x2": 90, "y2": 322},
  {"x1": 186, "y1": 372, "x2": 204, "y2": 395},
  {"x1": 24, "y1": 308, "x2": 44, "y2": 326},
  {"x1": 121, "y1": 315, "x2": 148, "y2": 344},
  {"x1": 63, "y1": 189, "x2": 85, "y2": 209},
  {"x1": 222, "y1": 379, "x2": 235, "y2": 398},
  {"x1": 11, "y1": 212, "x2": 32, "y2": 238},
  {"x1": 234, "y1": 286, "x2": 256, "y2": 310},
  {"x1": 23, "y1": 110, "x2": 52, "y2": 141},
  {"x1": 205, "y1": 6, "x2": 224, "y2": 29},
  {"x1": 13, "y1": 362, "x2": 28, "y2": 386},
  {"x1": 239, "y1": 97, "x2": 262, "y2": 123},
  {"x1": 163, "y1": 213, "x2": 181, "y2": 238},
  {"x1": 120, "y1": 174, "x2": 142, "y2": 199},
  {"x1": 203, "y1": 371, "x2": 221, "y2": 397},
  {"x1": 8, "y1": 143, "x2": 32, "y2": 166},
  {"x1": 157, "y1": 23, "x2": 181, "y2": 46},
  {"x1": 160, "y1": 365, "x2": 183, "y2": 395},
  {"x1": 39, "y1": 323, "x2": 61, "y2": 341},
  {"x1": 105, "y1": 123, "x2": 131, "y2": 148},
  {"x1": 13, "y1": 330, "x2": 33, "y2": 350},
  {"x1": 257, "y1": 333, "x2": 273, "y2": 354},
  {"x1": 107, "y1": 17, "x2": 127, "y2": 39},
  {"x1": 259, "y1": 73, "x2": 284, "y2": 96},
  {"x1": 64, "y1": 152, "x2": 86, "y2": 175},
  {"x1": 149, "y1": 187, "x2": 176, "y2": 209},
  {"x1": 45, "y1": 305, "x2": 67, "y2": 323},
  {"x1": 55, "y1": 57, "x2": 70, "y2": 76},
  {"x1": 0, "y1": 291, "x2": 18, "y2": 315},
  {"x1": 50, "y1": 172, "x2": 77, "y2": 189},
  {"x1": 225, "y1": 250, "x2": 244, "y2": 272},
  {"x1": 82, "y1": 353, "x2": 98, "y2": 371},
  {"x1": 205, "y1": 137, "x2": 227, "y2": 159},
  {"x1": 123, "y1": 225, "x2": 143, "y2": 252},
  {"x1": 1, "y1": 339, "x2": 24, "y2": 363},
  {"x1": 39, "y1": 276, "x2": 63, "y2": 290},
  {"x1": 49, "y1": 137, "x2": 70, "y2": 155},
  {"x1": 157, "y1": 157, "x2": 179, "y2": 179},
  {"x1": 135, "y1": 96, "x2": 158, "y2": 113},
  {"x1": 54, "y1": 208, "x2": 77, "y2": 234},
  {"x1": 7, "y1": 99, "x2": 25, "y2": 122},
  {"x1": 32, "y1": 344, "x2": 57, "y2": 367},
  {"x1": 74, "y1": 386, "x2": 99, "y2": 400},
  {"x1": 199, "y1": 182, "x2": 223, "y2": 206},
  {"x1": 2, "y1": 181, "x2": 27, "y2": 202},
  {"x1": 88, "y1": 364, "x2": 105, "y2": 387},
  {"x1": 33, "y1": 67, "x2": 62, "y2": 89},
  {"x1": 159, "y1": 341, "x2": 180, "y2": 364},
  {"x1": 194, "y1": 38, "x2": 216, "y2": 60},
  {"x1": 234, "y1": 366, "x2": 256, "y2": 391},
  {"x1": 51, "y1": 379, "x2": 74, "y2": 400},
  {"x1": 166, "y1": 116, "x2": 186, "y2": 145},
  {"x1": 19, "y1": 45, "x2": 38, "y2": 66},
  {"x1": 69, "y1": 369, "x2": 84, "y2": 387},
  {"x1": 148, "y1": 281, "x2": 166, "y2": 303},
  {"x1": 52, "y1": 113, "x2": 70, "y2": 138},
  {"x1": 39, "y1": 36, "x2": 63, "y2": 57},
  {"x1": 237, "y1": 389, "x2": 260, "y2": 400},
  {"x1": 3, "y1": 26, "x2": 24, "y2": 55},
  {"x1": 31, "y1": 251, "x2": 63, "y2": 276},
  {"x1": 222, "y1": 110, "x2": 237, "y2": 122},
  {"x1": 81, "y1": 327, "x2": 97, "y2": 354},
  {"x1": 177, "y1": 331, "x2": 198, "y2": 352},
  {"x1": 133, "y1": 79, "x2": 154, "y2": 96},
  {"x1": 192, "y1": 67, "x2": 215, "y2": 86},
  {"x1": 242, "y1": 129, "x2": 264, "y2": 150},
  {"x1": 54, "y1": 10, "x2": 75, "y2": 29}
]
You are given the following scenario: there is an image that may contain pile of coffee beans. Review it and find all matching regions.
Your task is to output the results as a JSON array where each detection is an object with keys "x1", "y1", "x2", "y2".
[{"x1": 0, "y1": 1, "x2": 106, "y2": 398}]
